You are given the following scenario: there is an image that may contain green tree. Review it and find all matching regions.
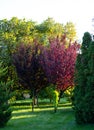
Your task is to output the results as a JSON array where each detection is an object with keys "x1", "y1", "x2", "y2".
[
  {"x1": 0, "y1": 17, "x2": 36, "y2": 44},
  {"x1": 73, "y1": 32, "x2": 93, "y2": 124},
  {"x1": 44, "y1": 84, "x2": 59, "y2": 112},
  {"x1": 35, "y1": 18, "x2": 77, "y2": 45},
  {"x1": 84, "y1": 41, "x2": 94, "y2": 123},
  {"x1": 0, "y1": 41, "x2": 19, "y2": 92},
  {"x1": 0, "y1": 62, "x2": 13, "y2": 127},
  {"x1": 35, "y1": 18, "x2": 64, "y2": 45},
  {"x1": 64, "y1": 22, "x2": 77, "y2": 41}
]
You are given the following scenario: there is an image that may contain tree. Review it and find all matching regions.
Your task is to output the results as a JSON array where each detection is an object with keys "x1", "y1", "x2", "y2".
[
  {"x1": 73, "y1": 32, "x2": 93, "y2": 124},
  {"x1": 0, "y1": 62, "x2": 13, "y2": 127},
  {"x1": 0, "y1": 17, "x2": 36, "y2": 44},
  {"x1": 85, "y1": 41, "x2": 94, "y2": 123},
  {"x1": 0, "y1": 17, "x2": 36, "y2": 92},
  {"x1": 0, "y1": 41, "x2": 19, "y2": 93},
  {"x1": 64, "y1": 22, "x2": 77, "y2": 41},
  {"x1": 12, "y1": 42, "x2": 48, "y2": 111},
  {"x1": 40, "y1": 35, "x2": 80, "y2": 91},
  {"x1": 35, "y1": 18, "x2": 77, "y2": 45},
  {"x1": 0, "y1": 17, "x2": 77, "y2": 47},
  {"x1": 46, "y1": 85, "x2": 59, "y2": 112}
]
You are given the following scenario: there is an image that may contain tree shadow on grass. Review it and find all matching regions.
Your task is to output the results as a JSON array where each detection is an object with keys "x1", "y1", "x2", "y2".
[
  {"x1": 12, "y1": 103, "x2": 73, "y2": 120},
  {"x1": 4, "y1": 103, "x2": 94, "y2": 130},
  {"x1": 7, "y1": 107, "x2": 76, "y2": 130}
]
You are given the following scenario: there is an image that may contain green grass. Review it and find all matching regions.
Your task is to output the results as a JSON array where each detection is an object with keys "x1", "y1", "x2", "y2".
[{"x1": 1, "y1": 98, "x2": 94, "y2": 130}]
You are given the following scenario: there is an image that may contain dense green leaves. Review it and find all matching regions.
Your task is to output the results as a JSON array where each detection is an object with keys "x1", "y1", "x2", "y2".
[
  {"x1": 0, "y1": 17, "x2": 35, "y2": 44},
  {"x1": 73, "y1": 32, "x2": 94, "y2": 124},
  {"x1": 35, "y1": 18, "x2": 77, "y2": 45},
  {"x1": 64, "y1": 22, "x2": 77, "y2": 41}
]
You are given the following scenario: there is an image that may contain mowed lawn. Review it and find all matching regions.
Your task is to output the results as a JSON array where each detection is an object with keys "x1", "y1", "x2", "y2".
[{"x1": 1, "y1": 99, "x2": 94, "y2": 130}]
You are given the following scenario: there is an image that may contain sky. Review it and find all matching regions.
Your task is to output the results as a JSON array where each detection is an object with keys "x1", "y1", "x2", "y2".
[{"x1": 0, "y1": 0, "x2": 94, "y2": 40}]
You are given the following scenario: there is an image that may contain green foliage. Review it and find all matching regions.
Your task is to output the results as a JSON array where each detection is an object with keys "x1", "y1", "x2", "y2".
[
  {"x1": 0, "y1": 17, "x2": 77, "y2": 47},
  {"x1": 0, "y1": 62, "x2": 13, "y2": 127},
  {"x1": 73, "y1": 32, "x2": 94, "y2": 124},
  {"x1": 0, "y1": 82, "x2": 12, "y2": 127},
  {"x1": 39, "y1": 84, "x2": 59, "y2": 112},
  {"x1": 84, "y1": 41, "x2": 94, "y2": 123},
  {"x1": 0, "y1": 17, "x2": 35, "y2": 44},
  {"x1": 81, "y1": 32, "x2": 92, "y2": 53},
  {"x1": 14, "y1": 90, "x2": 24, "y2": 100},
  {"x1": 46, "y1": 84, "x2": 59, "y2": 112},
  {"x1": 64, "y1": 87, "x2": 74, "y2": 101},
  {"x1": 35, "y1": 18, "x2": 77, "y2": 45},
  {"x1": 0, "y1": 41, "x2": 19, "y2": 93},
  {"x1": 0, "y1": 42, "x2": 12, "y2": 66},
  {"x1": 38, "y1": 88, "x2": 48, "y2": 99},
  {"x1": 64, "y1": 22, "x2": 77, "y2": 41},
  {"x1": 52, "y1": 90, "x2": 59, "y2": 112}
]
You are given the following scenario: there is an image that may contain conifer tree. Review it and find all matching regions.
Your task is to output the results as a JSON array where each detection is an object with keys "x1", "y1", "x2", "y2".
[
  {"x1": 73, "y1": 32, "x2": 92, "y2": 124},
  {"x1": 84, "y1": 41, "x2": 94, "y2": 123},
  {"x1": 0, "y1": 62, "x2": 12, "y2": 127}
]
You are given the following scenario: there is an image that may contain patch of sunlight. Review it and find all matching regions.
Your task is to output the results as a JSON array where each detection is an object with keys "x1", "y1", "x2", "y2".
[
  {"x1": 12, "y1": 109, "x2": 32, "y2": 114},
  {"x1": 12, "y1": 114, "x2": 36, "y2": 120},
  {"x1": 61, "y1": 106, "x2": 72, "y2": 109},
  {"x1": 35, "y1": 107, "x2": 54, "y2": 112}
]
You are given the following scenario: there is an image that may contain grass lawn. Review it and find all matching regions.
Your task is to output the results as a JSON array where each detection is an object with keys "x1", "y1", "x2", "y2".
[{"x1": 1, "y1": 98, "x2": 94, "y2": 130}]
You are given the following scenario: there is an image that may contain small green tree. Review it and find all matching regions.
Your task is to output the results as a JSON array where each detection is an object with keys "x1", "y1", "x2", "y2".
[
  {"x1": 0, "y1": 62, "x2": 12, "y2": 127},
  {"x1": 46, "y1": 84, "x2": 59, "y2": 112}
]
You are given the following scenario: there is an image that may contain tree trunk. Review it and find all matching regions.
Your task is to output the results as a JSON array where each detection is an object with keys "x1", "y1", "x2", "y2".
[
  {"x1": 54, "y1": 106, "x2": 57, "y2": 113},
  {"x1": 32, "y1": 99, "x2": 34, "y2": 112},
  {"x1": 32, "y1": 89, "x2": 39, "y2": 111},
  {"x1": 58, "y1": 90, "x2": 64, "y2": 102},
  {"x1": 32, "y1": 88, "x2": 35, "y2": 112},
  {"x1": 34, "y1": 95, "x2": 39, "y2": 106}
]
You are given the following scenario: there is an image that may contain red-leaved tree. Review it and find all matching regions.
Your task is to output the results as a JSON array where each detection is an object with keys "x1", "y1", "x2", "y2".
[
  {"x1": 40, "y1": 36, "x2": 80, "y2": 91},
  {"x1": 12, "y1": 42, "x2": 48, "y2": 111}
]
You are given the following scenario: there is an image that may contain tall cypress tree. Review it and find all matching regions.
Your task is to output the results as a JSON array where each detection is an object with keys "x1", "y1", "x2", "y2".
[
  {"x1": 84, "y1": 41, "x2": 94, "y2": 123},
  {"x1": 73, "y1": 32, "x2": 92, "y2": 124}
]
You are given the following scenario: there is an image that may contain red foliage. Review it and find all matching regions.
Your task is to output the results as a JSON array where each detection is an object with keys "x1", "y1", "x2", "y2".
[
  {"x1": 40, "y1": 36, "x2": 80, "y2": 91},
  {"x1": 12, "y1": 42, "x2": 48, "y2": 93}
]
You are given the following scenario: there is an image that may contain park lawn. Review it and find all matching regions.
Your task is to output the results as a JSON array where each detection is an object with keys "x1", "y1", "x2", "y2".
[{"x1": 1, "y1": 99, "x2": 94, "y2": 130}]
